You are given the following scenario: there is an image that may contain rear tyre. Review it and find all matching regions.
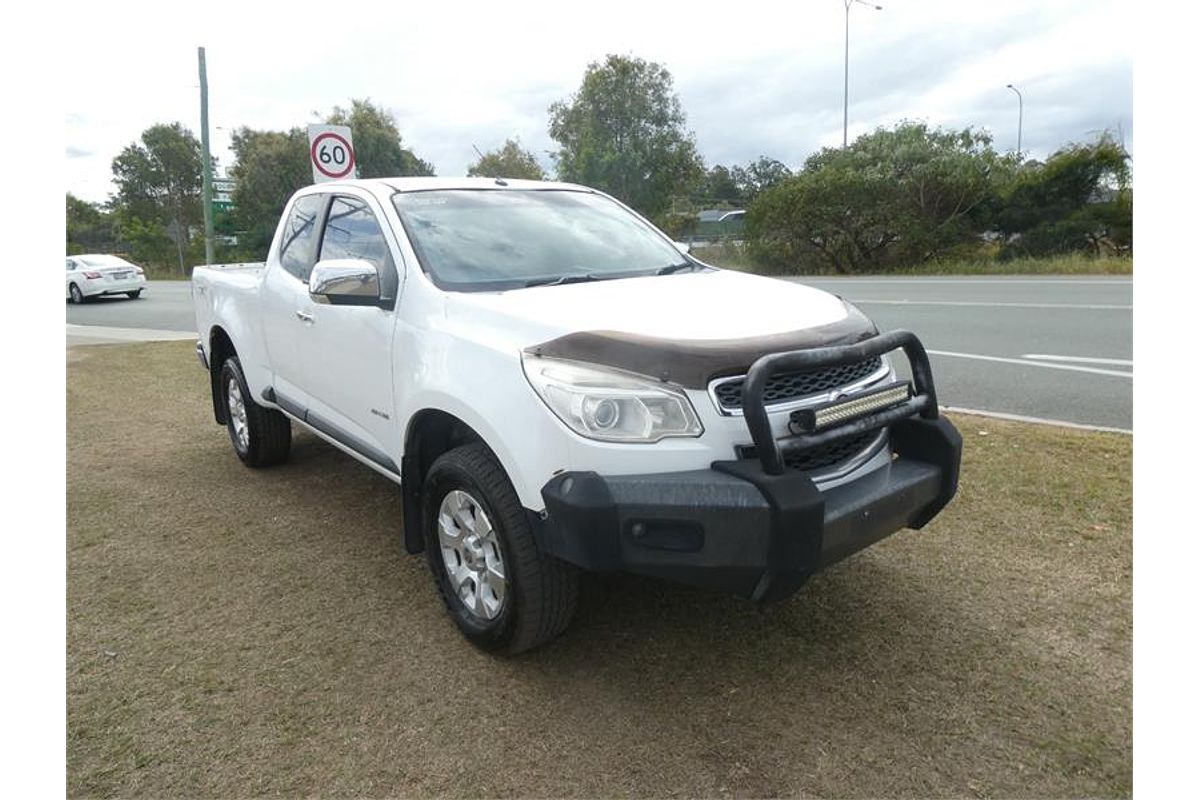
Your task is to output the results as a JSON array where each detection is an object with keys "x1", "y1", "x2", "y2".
[
  {"x1": 219, "y1": 356, "x2": 291, "y2": 468},
  {"x1": 126, "y1": 290, "x2": 142, "y2": 299},
  {"x1": 423, "y1": 443, "x2": 578, "y2": 654},
  {"x1": 68, "y1": 283, "x2": 83, "y2": 304}
]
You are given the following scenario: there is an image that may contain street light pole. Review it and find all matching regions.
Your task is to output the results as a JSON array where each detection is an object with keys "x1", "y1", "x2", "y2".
[
  {"x1": 843, "y1": 2, "x2": 850, "y2": 148},
  {"x1": 1006, "y1": 83, "x2": 1024, "y2": 156},
  {"x1": 843, "y1": 0, "x2": 883, "y2": 148}
]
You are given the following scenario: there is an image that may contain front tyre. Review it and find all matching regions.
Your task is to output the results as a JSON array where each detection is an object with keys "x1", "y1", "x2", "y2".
[
  {"x1": 423, "y1": 443, "x2": 578, "y2": 654},
  {"x1": 219, "y1": 356, "x2": 291, "y2": 468}
]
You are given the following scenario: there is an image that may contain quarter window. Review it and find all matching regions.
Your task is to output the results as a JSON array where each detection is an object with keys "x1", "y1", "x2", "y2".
[{"x1": 279, "y1": 194, "x2": 326, "y2": 281}]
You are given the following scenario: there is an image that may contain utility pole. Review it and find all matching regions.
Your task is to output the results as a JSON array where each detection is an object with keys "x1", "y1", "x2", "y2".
[
  {"x1": 843, "y1": 0, "x2": 883, "y2": 148},
  {"x1": 198, "y1": 47, "x2": 215, "y2": 266},
  {"x1": 1006, "y1": 83, "x2": 1024, "y2": 157}
]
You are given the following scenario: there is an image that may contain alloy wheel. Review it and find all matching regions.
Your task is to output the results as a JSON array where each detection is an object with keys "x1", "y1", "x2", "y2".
[{"x1": 437, "y1": 489, "x2": 507, "y2": 620}]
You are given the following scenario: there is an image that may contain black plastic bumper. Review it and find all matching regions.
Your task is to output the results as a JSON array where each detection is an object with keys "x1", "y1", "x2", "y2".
[
  {"x1": 533, "y1": 330, "x2": 962, "y2": 602},
  {"x1": 536, "y1": 416, "x2": 960, "y2": 601}
]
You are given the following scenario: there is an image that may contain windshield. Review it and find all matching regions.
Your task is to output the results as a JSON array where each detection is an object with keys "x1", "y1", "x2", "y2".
[{"x1": 391, "y1": 189, "x2": 691, "y2": 291}]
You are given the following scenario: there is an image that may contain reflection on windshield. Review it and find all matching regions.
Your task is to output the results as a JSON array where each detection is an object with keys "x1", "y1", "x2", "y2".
[{"x1": 392, "y1": 189, "x2": 691, "y2": 291}]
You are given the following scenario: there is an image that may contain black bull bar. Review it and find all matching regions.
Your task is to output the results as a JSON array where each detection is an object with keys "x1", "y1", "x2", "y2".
[{"x1": 738, "y1": 329, "x2": 940, "y2": 474}]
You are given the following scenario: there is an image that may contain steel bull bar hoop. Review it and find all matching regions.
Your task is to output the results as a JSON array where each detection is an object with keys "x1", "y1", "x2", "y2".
[{"x1": 741, "y1": 330, "x2": 940, "y2": 475}]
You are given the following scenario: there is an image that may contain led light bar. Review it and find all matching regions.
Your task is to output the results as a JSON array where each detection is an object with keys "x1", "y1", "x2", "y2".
[{"x1": 790, "y1": 382, "x2": 913, "y2": 433}]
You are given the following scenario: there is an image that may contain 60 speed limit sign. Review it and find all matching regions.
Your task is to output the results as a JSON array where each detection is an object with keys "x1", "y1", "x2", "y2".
[{"x1": 307, "y1": 124, "x2": 356, "y2": 183}]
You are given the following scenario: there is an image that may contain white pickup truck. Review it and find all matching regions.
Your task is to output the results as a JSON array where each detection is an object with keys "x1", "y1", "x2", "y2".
[{"x1": 193, "y1": 177, "x2": 961, "y2": 653}]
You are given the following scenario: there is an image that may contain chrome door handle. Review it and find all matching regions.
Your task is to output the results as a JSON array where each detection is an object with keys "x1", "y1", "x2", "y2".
[{"x1": 295, "y1": 310, "x2": 314, "y2": 323}]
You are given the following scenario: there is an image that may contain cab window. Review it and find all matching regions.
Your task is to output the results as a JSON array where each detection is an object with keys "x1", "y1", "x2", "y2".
[
  {"x1": 66, "y1": 258, "x2": 76, "y2": 271},
  {"x1": 319, "y1": 195, "x2": 398, "y2": 303},
  {"x1": 278, "y1": 195, "x2": 326, "y2": 281}
]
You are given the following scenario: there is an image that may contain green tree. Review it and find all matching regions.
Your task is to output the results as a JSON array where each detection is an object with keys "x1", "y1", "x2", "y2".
[
  {"x1": 548, "y1": 54, "x2": 704, "y2": 217},
  {"x1": 228, "y1": 127, "x2": 311, "y2": 258},
  {"x1": 747, "y1": 122, "x2": 1003, "y2": 273},
  {"x1": 732, "y1": 156, "x2": 793, "y2": 202},
  {"x1": 699, "y1": 164, "x2": 743, "y2": 206},
  {"x1": 110, "y1": 122, "x2": 203, "y2": 274},
  {"x1": 467, "y1": 139, "x2": 546, "y2": 180},
  {"x1": 66, "y1": 193, "x2": 117, "y2": 254},
  {"x1": 326, "y1": 98, "x2": 435, "y2": 178},
  {"x1": 993, "y1": 134, "x2": 1131, "y2": 257}
]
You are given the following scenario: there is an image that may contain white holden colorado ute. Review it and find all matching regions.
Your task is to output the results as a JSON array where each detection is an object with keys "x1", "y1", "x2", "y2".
[{"x1": 192, "y1": 177, "x2": 961, "y2": 653}]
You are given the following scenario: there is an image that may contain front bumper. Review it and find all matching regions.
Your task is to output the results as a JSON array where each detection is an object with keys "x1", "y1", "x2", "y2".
[
  {"x1": 533, "y1": 330, "x2": 962, "y2": 602},
  {"x1": 537, "y1": 416, "x2": 960, "y2": 601}
]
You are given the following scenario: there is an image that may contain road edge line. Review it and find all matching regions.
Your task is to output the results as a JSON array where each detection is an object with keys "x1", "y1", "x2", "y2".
[{"x1": 941, "y1": 405, "x2": 1132, "y2": 435}]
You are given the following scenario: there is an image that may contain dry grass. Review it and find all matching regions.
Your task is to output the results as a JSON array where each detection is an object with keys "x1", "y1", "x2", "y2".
[{"x1": 67, "y1": 341, "x2": 1131, "y2": 798}]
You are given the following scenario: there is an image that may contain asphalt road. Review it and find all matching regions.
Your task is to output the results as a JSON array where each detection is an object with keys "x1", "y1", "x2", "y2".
[
  {"x1": 790, "y1": 276, "x2": 1132, "y2": 431},
  {"x1": 66, "y1": 280, "x2": 196, "y2": 332},
  {"x1": 66, "y1": 276, "x2": 1133, "y2": 431}
]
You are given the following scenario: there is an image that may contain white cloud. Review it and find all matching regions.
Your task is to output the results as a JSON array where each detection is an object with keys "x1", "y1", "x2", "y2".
[{"x1": 64, "y1": 0, "x2": 1131, "y2": 203}]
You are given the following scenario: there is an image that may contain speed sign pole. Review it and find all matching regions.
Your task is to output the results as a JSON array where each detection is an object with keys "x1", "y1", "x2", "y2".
[
  {"x1": 307, "y1": 125, "x2": 356, "y2": 183},
  {"x1": 198, "y1": 47, "x2": 215, "y2": 267}
]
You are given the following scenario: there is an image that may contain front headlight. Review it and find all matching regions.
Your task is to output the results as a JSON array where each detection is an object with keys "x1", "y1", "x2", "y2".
[{"x1": 521, "y1": 354, "x2": 703, "y2": 443}]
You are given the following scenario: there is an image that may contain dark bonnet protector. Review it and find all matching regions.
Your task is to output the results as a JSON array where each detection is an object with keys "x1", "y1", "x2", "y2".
[{"x1": 523, "y1": 300, "x2": 878, "y2": 389}]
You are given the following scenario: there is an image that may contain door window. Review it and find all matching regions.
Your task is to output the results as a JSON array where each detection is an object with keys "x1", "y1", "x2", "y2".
[{"x1": 319, "y1": 196, "x2": 398, "y2": 302}]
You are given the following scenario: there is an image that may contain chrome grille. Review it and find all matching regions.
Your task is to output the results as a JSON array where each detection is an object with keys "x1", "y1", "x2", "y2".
[
  {"x1": 735, "y1": 430, "x2": 883, "y2": 475},
  {"x1": 783, "y1": 431, "x2": 881, "y2": 472},
  {"x1": 713, "y1": 356, "x2": 884, "y2": 411}
]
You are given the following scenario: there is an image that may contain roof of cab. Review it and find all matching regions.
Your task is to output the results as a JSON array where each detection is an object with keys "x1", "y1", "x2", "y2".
[{"x1": 305, "y1": 176, "x2": 594, "y2": 194}]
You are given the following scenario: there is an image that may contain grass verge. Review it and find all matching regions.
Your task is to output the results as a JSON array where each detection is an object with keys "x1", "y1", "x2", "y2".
[
  {"x1": 696, "y1": 243, "x2": 1133, "y2": 277},
  {"x1": 67, "y1": 341, "x2": 1131, "y2": 798}
]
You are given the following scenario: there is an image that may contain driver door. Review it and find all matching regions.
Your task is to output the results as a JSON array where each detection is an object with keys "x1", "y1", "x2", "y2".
[{"x1": 301, "y1": 193, "x2": 402, "y2": 472}]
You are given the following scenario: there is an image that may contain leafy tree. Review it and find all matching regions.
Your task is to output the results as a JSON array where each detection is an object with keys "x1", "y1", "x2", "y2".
[
  {"x1": 699, "y1": 165, "x2": 743, "y2": 206},
  {"x1": 228, "y1": 127, "x2": 311, "y2": 257},
  {"x1": 747, "y1": 122, "x2": 1004, "y2": 273},
  {"x1": 732, "y1": 157, "x2": 793, "y2": 202},
  {"x1": 110, "y1": 122, "x2": 203, "y2": 274},
  {"x1": 467, "y1": 139, "x2": 546, "y2": 180},
  {"x1": 113, "y1": 212, "x2": 177, "y2": 269},
  {"x1": 66, "y1": 193, "x2": 117, "y2": 254},
  {"x1": 747, "y1": 166, "x2": 899, "y2": 274},
  {"x1": 548, "y1": 54, "x2": 704, "y2": 217},
  {"x1": 993, "y1": 134, "x2": 1131, "y2": 257},
  {"x1": 326, "y1": 98, "x2": 434, "y2": 178}
]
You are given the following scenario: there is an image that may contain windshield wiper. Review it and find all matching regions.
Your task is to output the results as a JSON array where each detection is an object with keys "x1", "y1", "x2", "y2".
[
  {"x1": 523, "y1": 273, "x2": 604, "y2": 288},
  {"x1": 656, "y1": 261, "x2": 700, "y2": 275}
]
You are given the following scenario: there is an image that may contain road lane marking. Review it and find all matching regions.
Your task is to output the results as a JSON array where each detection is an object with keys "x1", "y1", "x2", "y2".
[
  {"x1": 942, "y1": 406, "x2": 1131, "y2": 435},
  {"x1": 926, "y1": 349, "x2": 1132, "y2": 378},
  {"x1": 789, "y1": 278, "x2": 1131, "y2": 285},
  {"x1": 1022, "y1": 354, "x2": 1134, "y2": 366},
  {"x1": 66, "y1": 324, "x2": 197, "y2": 342},
  {"x1": 850, "y1": 299, "x2": 1131, "y2": 310}
]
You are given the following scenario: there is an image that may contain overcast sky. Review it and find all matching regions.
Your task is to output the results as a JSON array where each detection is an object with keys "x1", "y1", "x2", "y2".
[{"x1": 64, "y1": 0, "x2": 1132, "y2": 204}]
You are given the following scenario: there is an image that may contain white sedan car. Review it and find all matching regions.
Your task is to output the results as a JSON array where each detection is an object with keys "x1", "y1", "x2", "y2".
[{"x1": 66, "y1": 254, "x2": 148, "y2": 303}]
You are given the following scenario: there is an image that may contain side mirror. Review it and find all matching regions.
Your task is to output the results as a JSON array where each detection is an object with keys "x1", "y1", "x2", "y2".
[
  {"x1": 673, "y1": 241, "x2": 691, "y2": 255},
  {"x1": 309, "y1": 258, "x2": 380, "y2": 305}
]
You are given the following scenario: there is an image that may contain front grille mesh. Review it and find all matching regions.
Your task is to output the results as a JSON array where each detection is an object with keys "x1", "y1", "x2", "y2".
[
  {"x1": 782, "y1": 431, "x2": 881, "y2": 472},
  {"x1": 735, "y1": 430, "x2": 882, "y2": 475},
  {"x1": 714, "y1": 356, "x2": 884, "y2": 411}
]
